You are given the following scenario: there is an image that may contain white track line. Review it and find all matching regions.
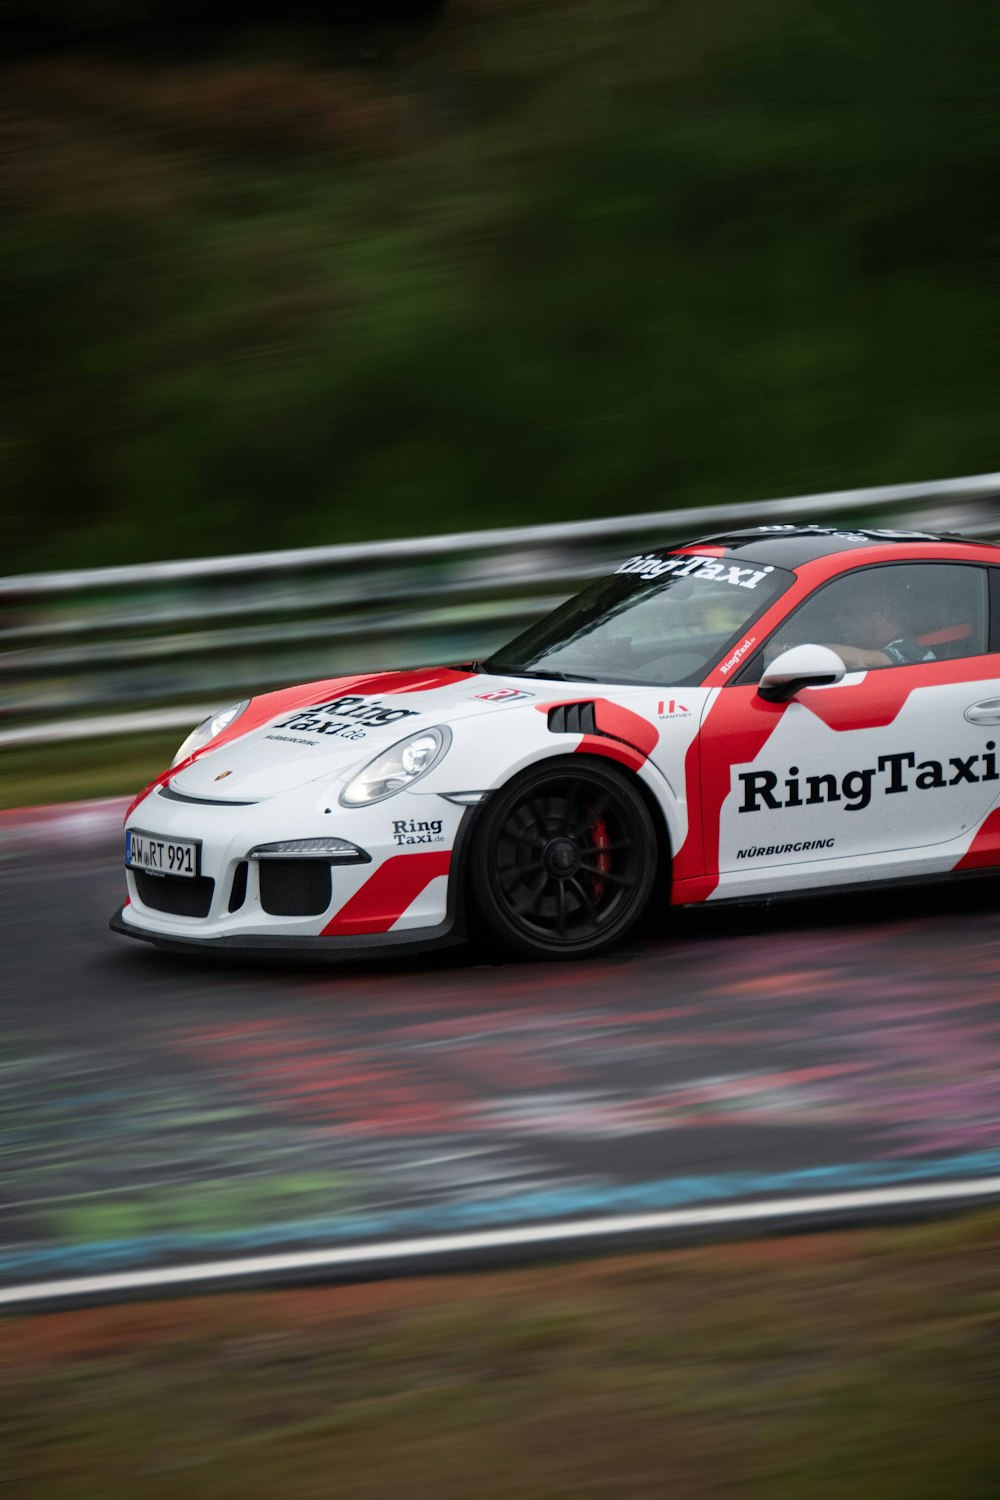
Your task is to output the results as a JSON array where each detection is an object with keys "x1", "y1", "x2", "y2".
[{"x1": 3, "y1": 1175, "x2": 999, "y2": 1310}]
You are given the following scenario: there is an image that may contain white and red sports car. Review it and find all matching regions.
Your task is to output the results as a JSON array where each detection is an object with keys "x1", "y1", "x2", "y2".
[{"x1": 112, "y1": 525, "x2": 1000, "y2": 961}]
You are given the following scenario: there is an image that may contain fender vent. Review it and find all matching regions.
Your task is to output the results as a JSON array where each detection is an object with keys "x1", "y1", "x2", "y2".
[{"x1": 547, "y1": 702, "x2": 597, "y2": 736}]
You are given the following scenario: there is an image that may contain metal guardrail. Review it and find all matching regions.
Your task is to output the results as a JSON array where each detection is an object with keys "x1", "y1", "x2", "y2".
[{"x1": 3, "y1": 472, "x2": 999, "y2": 749}]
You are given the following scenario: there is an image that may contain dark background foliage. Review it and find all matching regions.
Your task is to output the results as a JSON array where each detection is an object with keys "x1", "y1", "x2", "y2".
[{"x1": 3, "y1": 0, "x2": 996, "y2": 570}]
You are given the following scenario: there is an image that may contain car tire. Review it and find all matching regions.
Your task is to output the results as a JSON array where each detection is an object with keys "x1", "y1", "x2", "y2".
[{"x1": 469, "y1": 757, "x2": 659, "y2": 960}]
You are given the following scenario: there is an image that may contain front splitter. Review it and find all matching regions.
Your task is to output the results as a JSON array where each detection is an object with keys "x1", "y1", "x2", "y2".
[{"x1": 109, "y1": 907, "x2": 464, "y2": 963}]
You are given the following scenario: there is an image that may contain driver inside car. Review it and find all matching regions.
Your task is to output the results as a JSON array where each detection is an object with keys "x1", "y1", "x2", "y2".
[{"x1": 767, "y1": 575, "x2": 937, "y2": 672}]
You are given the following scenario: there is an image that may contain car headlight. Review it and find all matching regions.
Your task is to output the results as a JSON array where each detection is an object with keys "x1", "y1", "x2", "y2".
[
  {"x1": 340, "y1": 725, "x2": 451, "y2": 807},
  {"x1": 172, "y1": 701, "x2": 249, "y2": 766}
]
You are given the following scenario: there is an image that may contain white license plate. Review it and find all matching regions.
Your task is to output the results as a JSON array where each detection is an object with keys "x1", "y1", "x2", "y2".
[{"x1": 126, "y1": 830, "x2": 200, "y2": 879}]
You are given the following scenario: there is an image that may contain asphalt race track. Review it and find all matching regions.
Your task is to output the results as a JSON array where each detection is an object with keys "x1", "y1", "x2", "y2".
[{"x1": 2, "y1": 802, "x2": 1000, "y2": 1308}]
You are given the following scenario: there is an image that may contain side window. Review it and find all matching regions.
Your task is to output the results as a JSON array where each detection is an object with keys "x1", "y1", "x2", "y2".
[
  {"x1": 991, "y1": 569, "x2": 1000, "y2": 653},
  {"x1": 738, "y1": 563, "x2": 989, "y2": 682}
]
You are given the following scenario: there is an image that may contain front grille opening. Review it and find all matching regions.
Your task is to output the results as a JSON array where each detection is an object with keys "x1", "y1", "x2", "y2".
[
  {"x1": 228, "y1": 861, "x2": 249, "y2": 913},
  {"x1": 134, "y1": 871, "x2": 215, "y2": 918},
  {"x1": 258, "y1": 859, "x2": 332, "y2": 918}
]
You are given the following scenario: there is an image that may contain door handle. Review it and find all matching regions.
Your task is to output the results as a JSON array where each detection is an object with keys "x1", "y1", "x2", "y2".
[{"x1": 965, "y1": 699, "x2": 1000, "y2": 725}]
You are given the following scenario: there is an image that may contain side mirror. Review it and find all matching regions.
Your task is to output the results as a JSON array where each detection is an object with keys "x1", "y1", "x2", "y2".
[{"x1": 758, "y1": 644, "x2": 847, "y2": 703}]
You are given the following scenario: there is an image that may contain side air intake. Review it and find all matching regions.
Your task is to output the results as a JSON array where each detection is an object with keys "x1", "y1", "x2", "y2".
[{"x1": 547, "y1": 702, "x2": 597, "y2": 736}]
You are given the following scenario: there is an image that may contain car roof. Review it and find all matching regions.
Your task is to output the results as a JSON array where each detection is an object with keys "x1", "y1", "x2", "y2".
[{"x1": 673, "y1": 524, "x2": 1000, "y2": 569}]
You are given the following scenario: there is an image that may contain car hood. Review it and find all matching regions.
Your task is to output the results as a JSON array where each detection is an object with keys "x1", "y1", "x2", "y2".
[{"x1": 169, "y1": 668, "x2": 583, "y2": 800}]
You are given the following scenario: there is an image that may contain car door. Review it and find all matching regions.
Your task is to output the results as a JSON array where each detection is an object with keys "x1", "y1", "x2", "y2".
[{"x1": 699, "y1": 561, "x2": 1000, "y2": 881}]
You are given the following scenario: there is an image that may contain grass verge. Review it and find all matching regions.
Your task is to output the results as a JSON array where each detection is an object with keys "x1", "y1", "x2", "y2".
[
  {"x1": 0, "y1": 734, "x2": 176, "y2": 811},
  {"x1": 1, "y1": 1211, "x2": 998, "y2": 1498}
]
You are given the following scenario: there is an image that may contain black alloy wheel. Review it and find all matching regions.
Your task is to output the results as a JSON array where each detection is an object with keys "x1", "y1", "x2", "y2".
[{"x1": 470, "y1": 758, "x2": 658, "y2": 959}]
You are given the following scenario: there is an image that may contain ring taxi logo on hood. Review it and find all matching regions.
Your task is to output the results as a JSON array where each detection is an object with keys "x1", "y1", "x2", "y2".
[
  {"x1": 270, "y1": 695, "x2": 420, "y2": 742},
  {"x1": 313, "y1": 696, "x2": 419, "y2": 725}
]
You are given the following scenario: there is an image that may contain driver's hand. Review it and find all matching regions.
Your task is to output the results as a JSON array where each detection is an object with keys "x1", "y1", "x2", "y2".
[{"x1": 829, "y1": 644, "x2": 889, "y2": 670}]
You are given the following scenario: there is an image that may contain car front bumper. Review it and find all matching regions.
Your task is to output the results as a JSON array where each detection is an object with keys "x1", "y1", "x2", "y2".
[{"x1": 113, "y1": 784, "x2": 474, "y2": 957}]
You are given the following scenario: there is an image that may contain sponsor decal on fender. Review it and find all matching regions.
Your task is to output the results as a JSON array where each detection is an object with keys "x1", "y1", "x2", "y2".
[
  {"x1": 391, "y1": 817, "x2": 444, "y2": 847},
  {"x1": 738, "y1": 743, "x2": 1000, "y2": 814},
  {"x1": 474, "y1": 688, "x2": 535, "y2": 703},
  {"x1": 657, "y1": 699, "x2": 691, "y2": 719},
  {"x1": 737, "y1": 839, "x2": 835, "y2": 859},
  {"x1": 616, "y1": 554, "x2": 775, "y2": 589}
]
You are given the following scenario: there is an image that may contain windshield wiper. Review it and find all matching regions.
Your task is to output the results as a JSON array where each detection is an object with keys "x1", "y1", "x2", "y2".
[{"x1": 491, "y1": 668, "x2": 601, "y2": 683}]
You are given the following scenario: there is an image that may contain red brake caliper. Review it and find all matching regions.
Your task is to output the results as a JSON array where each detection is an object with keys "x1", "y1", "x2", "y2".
[{"x1": 590, "y1": 815, "x2": 610, "y2": 902}]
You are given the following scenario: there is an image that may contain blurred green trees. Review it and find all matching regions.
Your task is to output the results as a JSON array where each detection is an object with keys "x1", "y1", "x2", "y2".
[{"x1": 3, "y1": 0, "x2": 996, "y2": 571}]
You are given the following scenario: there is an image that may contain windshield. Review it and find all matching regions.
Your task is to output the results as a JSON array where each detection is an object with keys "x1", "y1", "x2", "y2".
[{"x1": 486, "y1": 552, "x2": 793, "y2": 687}]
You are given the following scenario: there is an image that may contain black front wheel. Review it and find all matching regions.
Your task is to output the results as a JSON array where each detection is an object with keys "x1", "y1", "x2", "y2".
[{"x1": 470, "y1": 758, "x2": 659, "y2": 960}]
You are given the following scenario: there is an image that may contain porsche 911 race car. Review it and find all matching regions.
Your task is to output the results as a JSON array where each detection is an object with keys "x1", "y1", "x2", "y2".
[{"x1": 112, "y1": 525, "x2": 1000, "y2": 961}]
